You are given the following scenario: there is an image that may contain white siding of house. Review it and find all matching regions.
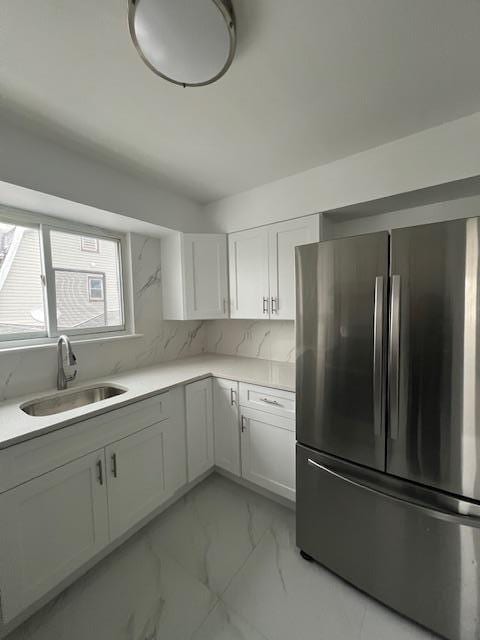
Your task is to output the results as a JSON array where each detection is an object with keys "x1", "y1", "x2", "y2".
[
  {"x1": 0, "y1": 229, "x2": 45, "y2": 333},
  {"x1": 51, "y1": 231, "x2": 123, "y2": 328}
]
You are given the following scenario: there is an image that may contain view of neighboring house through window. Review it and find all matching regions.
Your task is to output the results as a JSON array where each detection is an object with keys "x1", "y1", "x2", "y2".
[
  {"x1": 0, "y1": 218, "x2": 125, "y2": 343},
  {"x1": 0, "y1": 223, "x2": 46, "y2": 338},
  {"x1": 50, "y1": 230, "x2": 123, "y2": 332}
]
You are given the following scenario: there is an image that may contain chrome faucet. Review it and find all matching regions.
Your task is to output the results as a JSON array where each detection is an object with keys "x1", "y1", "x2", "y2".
[{"x1": 57, "y1": 335, "x2": 78, "y2": 390}]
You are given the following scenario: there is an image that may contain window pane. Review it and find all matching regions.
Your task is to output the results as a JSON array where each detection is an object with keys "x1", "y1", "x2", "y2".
[
  {"x1": 0, "y1": 223, "x2": 46, "y2": 337},
  {"x1": 50, "y1": 230, "x2": 123, "y2": 331}
]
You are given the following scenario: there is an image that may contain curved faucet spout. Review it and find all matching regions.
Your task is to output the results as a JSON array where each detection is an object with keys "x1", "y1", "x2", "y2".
[{"x1": 57, "y1": 335, "x2": 78, "y2": 390}]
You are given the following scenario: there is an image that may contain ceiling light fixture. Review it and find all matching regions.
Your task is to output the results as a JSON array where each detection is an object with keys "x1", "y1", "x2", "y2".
[{"x1": 128, "y1": 0, "x2": 236, "y2": 87}]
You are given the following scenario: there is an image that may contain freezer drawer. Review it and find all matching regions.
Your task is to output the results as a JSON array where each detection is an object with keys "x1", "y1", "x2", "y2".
[{"x1": 296, "y1": 444, "x2": 480, "y2": 640}]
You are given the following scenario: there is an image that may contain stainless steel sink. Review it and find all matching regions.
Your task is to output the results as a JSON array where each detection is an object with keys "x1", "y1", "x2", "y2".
[{"x1": 20, "y1": 385, "x2": 127, "y2": 417}]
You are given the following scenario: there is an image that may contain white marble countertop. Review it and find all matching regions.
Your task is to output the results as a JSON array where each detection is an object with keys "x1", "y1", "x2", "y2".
[{"x1": 0, "y1": 354, "x2": 295, "y2": 450}]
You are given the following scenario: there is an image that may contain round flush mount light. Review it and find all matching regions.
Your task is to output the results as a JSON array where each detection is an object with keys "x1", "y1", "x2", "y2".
[{"x1": 128, "y1": 0, "x2": 236, "y2": 87}]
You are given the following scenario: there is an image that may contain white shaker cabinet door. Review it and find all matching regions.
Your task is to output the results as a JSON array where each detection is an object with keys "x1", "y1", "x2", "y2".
[
  {"x1": 228, "y1": 227, "x2": 270, "y2": 319},
  {"x1": 106, "y1": 421, "x2": 170, "y2": 541},
  {"x1": 240, "y1": 407, "x2": 296, "y2": 501},
  {"x1": 0, "y1": 450, "x2": 109, "y2": 622},
  {"x1": 163, "y1": 385, "x2": 188, "y2": 496},
  {"x1": 269, "y1": 215, "x2": 319, "y2": 320},
  {"x1": 213, "y1": 378, "x2": 240, "y2": 476},
  {"x1": 184, "y1": 234, "x2": 229, "y2": 319},
  {"x1": 186, "y1": 378, "x2": 214, "y2": 482}
]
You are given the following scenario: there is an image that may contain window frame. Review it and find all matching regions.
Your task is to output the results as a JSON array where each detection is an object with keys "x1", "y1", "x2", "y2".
[{"x1": 0, "y1": 209, "x2": 131, "y2": 346}]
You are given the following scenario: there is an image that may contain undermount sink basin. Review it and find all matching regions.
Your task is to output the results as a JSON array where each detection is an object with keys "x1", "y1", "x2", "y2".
[{"x1": 20, "y1": 385, "x2": 127, "y2": 417}]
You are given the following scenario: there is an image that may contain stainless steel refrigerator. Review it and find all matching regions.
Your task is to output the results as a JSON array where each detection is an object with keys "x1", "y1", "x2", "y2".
[{"x1": 295, "y1": 218, "x2": 480, "y2": 640}]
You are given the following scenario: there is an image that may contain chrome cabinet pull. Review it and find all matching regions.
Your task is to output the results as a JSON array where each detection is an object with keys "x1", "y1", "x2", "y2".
[
  {"x1": 388, "y1": 275, "x2": 401, "y2": 440},
  {"x1": 373, "y1": 276, "x2": 385, "y2": 437},
  {"x1": 111, "y1": 453, "x2": 118, "y2": 478},
  {"x1": 271, "y1": 297, "x2": 277, "y2": 314},
  {"x1": 241, "y1": 415, "x2": 247, "y2": 432},
  {"x1": 260, "y1": 397, "x2": 281, "y2": 406},
  {"x1": 230, "y1": 388, "x2": 236, "y2": 406},
  {"x1": 96, "y1": 459, "x2": 104, "y2": 486},
  {"x1": 262, "y1": 297, "x2": 268, "y2": 314}
]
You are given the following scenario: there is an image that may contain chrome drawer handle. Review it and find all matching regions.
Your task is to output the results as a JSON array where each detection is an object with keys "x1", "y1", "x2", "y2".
[{"x1": 260, "y1": 397, "x2": 281, "y2": 406}]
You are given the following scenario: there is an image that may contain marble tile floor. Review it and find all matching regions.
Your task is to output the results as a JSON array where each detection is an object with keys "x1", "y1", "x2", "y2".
[{"x1": 7, "y1": 474, "x2": 439, "y2": 640}]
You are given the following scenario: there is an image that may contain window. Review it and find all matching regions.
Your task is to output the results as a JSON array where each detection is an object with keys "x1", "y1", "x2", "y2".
[
  {"x1": 81, "y1": 236, "x2": 99, "y2": 253},
  {"x1": 0, "y1": 217, "x2": 126, "y2": 344},
  {"x1": 88, "y1": 276, "x2": 105, "y2": 301},
  {"x1": 0, "y1": 223, "x2": 46, "y2": 338}
]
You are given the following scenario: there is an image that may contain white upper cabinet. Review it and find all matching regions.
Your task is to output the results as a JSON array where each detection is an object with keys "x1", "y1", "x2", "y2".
[
  {"x1": 228, "y1": 227, "x2": 270, "y2": 319},
  {"x1": 229, "y1": 215, "x2": 320, "y2": 320},
  {"x1": 269, "y1": 215, "x2": 320, "y2": 319},
  {"x1": 162, "y1": 233, "x2": 229, "y2": 320}
]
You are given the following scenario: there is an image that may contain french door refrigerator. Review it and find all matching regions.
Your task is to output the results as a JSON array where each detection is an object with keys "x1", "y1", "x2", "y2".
[{"x1": 296, "y1": 218, "x2": 480, "y2": 640}]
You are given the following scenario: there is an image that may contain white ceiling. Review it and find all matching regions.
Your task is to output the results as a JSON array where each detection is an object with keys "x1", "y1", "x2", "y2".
[{"x1": 1, "y1": 0, "x2": 480, "y2": 205}]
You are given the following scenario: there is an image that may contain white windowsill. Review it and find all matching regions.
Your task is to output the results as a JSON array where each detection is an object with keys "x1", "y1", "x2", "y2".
[{"x1": 0, "y1": 332, "x2": 144, "y2": 354}]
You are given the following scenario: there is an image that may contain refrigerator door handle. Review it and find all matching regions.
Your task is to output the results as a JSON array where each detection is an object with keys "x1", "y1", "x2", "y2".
[
  {"x1": 388, "y1": 274, "x2": 401, "y2": 439},
  {"x1": 306, "y1": 457, "x2": 480, "y2": 523},
  {"x1": 373, "y1": 276, "x2": 385, "y2": 437}
]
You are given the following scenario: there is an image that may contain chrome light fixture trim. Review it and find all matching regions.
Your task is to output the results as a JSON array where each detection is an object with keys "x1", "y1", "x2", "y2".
[{"x1": 127, "y1": 0, "x2": 236, "y2": 87}]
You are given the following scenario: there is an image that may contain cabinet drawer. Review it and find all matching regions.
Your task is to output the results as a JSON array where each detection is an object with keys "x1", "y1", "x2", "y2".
[
  {"x1": 239, "y1": 383, "x2": 295, "y2": 419},
  {"x1": 0, "y1": 393, "x2": 169, "y2": 494}
]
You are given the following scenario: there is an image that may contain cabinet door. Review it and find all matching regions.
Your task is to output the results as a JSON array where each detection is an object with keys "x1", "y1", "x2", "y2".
[
  {"x1": 106, "y1": 421, "x2": 171, "y2": 541},
  {"x1": 269, "y1": 215, "x2": 319, "y2": 319},
  {"x1": 213, "y1": 378, "x2": 240, "y2": 476},
  {"x1": 164, "y1": 386, "x2": 188, "y2": 496},
  {"x1": 186, "y1": 378, "x2": 214, "y2": 481},
  {"x1": 0, "y1": 450, "x2": 109, "y2": 622},
  {"x1": 184, "y1": 234, "x2": 229, "y2": 319},
  {"x1": 229, "y1": 227, "x2": 270, "y2": 319},
  {"x1": 240, "y1": 407, "x2": 296, "y2": 501}
]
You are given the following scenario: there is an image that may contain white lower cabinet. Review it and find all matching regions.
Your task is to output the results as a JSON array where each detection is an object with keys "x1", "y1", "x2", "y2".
[
  {"x1": 185, "y1": 378, "x2": 214, "y2": 481},
  {"x1": 0, "y1": 379, "x2": 294, "y2": 626},
  {"x1": 240, "y1": 407, "x2": 296, "y2": 501},
  {"x1": 106, "y1": 421, "x2": 170, "y2": 541},
  {"x1": 213, "y1": 378, "x2": 240, "y2": 476},
  {"x1": 0, "y1": 450, "x2": 109, "y2": 622}
]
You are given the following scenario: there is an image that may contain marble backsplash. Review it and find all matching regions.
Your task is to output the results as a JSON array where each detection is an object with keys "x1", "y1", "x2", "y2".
[
  {"x1": 206, "y1": 320, "x2": 295, "y2": 363},
  {"x1": 0, "y1": 234, "x2": 206, "y2": 401}
]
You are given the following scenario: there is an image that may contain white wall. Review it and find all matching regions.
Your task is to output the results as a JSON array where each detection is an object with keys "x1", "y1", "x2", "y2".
[
  {"x1": 0, "y1": 114, "x2": 210, "y2": 234},
  {"x1": 326, "y1": 193, "x2": 480, "y2": 239},
  {"x1": 0, "y1": 234, "x2": 206, "y2": 401},
  {"x1": 205, "y1": 112, "x2": 480, "y2": 233}
]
